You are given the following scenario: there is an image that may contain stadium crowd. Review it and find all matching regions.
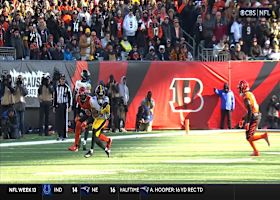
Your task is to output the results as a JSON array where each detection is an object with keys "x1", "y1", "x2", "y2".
[{"x1": 0, "y1": 0, "x2": 280, "y2": 61}]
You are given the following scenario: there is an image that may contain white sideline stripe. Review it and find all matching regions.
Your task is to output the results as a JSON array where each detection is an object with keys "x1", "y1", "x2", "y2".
[
  {"x1": 0, "y1": 132, "x2": 184, "y2": 147},
  {"x1": 0, "y1": 129, "x2": 277, "y2": 148}
]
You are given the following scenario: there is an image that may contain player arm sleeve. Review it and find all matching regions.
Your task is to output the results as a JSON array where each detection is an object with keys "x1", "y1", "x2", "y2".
[{"x1": 244, "y1": 99, "x2": 252, "y2": 123}]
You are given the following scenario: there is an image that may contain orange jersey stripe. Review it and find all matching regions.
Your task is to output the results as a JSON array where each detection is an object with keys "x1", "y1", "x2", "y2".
[{"x1": 243, "y1": 91, "x2": 259, "y2": 113}]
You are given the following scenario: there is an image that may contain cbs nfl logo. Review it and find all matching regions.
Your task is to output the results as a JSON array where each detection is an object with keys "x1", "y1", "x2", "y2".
[{"x1": 239, "y1": 8, "x2": 272, "y2": 18}]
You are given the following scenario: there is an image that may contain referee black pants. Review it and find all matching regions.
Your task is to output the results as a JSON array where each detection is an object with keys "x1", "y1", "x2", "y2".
[{"x1": 55, "y1": 103, "x2": 67, "y2": 138}]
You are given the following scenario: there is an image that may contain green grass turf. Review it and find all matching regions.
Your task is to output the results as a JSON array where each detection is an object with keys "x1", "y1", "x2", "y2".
[{"x1": 0, "y1": 131, "x2": 280, "y2": 184}]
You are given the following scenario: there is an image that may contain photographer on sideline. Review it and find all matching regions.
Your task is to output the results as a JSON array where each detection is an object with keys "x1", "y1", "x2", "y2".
[
  {"x1": 1, "y1": 73, "x2": 15, "y2": 111},
  {"x1": 14, "y1": 75, "x2": 28, "y2": 137},
  {"x1": 140, "y1": 91, "x2": 155, "y2": 132},
  {"x1": 38, "y1": 74, "x2": 54, "y2": 136},
  {"x1": 1, "y1": 108, "x2": 18, "y2": 139},
  {"x1": 266, "y1": 95, "x2": 280, "y2": 129}
]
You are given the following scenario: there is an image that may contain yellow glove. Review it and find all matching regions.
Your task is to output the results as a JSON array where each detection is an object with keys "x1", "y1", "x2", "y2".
[{"x1": 101, "y1": 104, "x2": 110, "y2": 115}]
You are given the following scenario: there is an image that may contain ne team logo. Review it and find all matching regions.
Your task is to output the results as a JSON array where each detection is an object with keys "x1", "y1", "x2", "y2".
[{"x1": 169, "y1": 78, "x2": 204, "y2": 113}]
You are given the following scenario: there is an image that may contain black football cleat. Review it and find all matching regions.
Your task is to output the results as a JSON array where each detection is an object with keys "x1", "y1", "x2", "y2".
[
  {"x1": 84, "y1": 149, "x2": 93, "y2": 158},
  {"x1": 105, "y1": 148, "x2": 111, "y2": 158}
]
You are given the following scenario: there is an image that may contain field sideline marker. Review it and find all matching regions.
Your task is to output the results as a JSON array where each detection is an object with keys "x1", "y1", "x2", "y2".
[{"x1": 0, "y1": 129, "x2": 278, "y2": 148}]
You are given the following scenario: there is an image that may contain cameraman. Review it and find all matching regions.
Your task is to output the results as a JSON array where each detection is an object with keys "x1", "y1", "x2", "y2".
[
  {"x1": 38, "y1": 75, "x2": 54, "y2": 136},
  {"x1": 140, "y1": 91, "x2": 155, "y2": 132},
  {"x1": 14, "y1": 75, "x2": 28, "y2": 137},
  {"x1": 266, "y1": 95, "x2": 280, "y2": 129},
  {"x1": 1, "y1": 73, "x2": 15, "y2": 116},
  {"x1": 1, "y1": 108, "x2": 18, "y2": 139}
]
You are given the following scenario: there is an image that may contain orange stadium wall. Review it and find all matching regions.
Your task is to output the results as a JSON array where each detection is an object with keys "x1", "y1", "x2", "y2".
[{"x1": 1, "y1": 61, "x2": 280, "y2": 130}]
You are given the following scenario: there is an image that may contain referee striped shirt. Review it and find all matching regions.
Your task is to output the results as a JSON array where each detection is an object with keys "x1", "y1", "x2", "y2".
[{"x1": 53, "y1": 83, "x2": 73, "y2": 107}]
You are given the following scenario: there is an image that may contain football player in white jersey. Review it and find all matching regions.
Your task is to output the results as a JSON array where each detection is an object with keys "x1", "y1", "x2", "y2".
[{"x1": 84, "y1": 84, "x2": 112, "y2": 158}]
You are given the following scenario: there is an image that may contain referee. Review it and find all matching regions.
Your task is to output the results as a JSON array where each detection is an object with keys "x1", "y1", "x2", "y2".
[{"x1": 53, "y1": 74, "x2": 72, "y2": 140}]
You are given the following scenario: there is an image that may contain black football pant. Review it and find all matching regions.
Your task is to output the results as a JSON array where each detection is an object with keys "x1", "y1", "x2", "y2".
[
  {"x1": 221, "y1": 110, "x2": 232, "y2": 129},
  {"x1": 55, "y1": 103, "x2": 67, "y2": 138}
]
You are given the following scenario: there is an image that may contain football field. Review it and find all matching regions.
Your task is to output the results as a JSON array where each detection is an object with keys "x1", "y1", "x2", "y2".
[{"x1": 0, "y1": 130, "x2": 280, "y2": 184}]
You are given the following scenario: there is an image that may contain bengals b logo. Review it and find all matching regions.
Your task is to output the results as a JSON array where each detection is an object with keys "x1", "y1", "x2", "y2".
[{"x1": 169, "y1": 78, "x2": 204, "y2": 112}]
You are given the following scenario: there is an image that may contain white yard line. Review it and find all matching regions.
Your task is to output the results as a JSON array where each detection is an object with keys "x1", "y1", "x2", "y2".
[{"x1": 0, "y1": 129, "x2": 277, "y2": 148}]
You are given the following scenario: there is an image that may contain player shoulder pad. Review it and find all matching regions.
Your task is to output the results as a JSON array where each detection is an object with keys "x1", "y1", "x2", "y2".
[{"x1": 104, "y1": 96, "x2": 109, "y2": 103}]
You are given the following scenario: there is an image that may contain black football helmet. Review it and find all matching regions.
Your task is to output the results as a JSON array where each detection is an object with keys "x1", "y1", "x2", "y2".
[{"x1": 81, "y1": 70, "x2": 90, "y2": 81}]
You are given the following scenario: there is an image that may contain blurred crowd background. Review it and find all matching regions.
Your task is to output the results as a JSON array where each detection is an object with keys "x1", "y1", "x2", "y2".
[{"x1": 1, "y1": 0, "x2": 280, "y2": 61}]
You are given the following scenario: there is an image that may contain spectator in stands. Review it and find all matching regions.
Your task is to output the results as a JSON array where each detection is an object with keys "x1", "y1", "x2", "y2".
[
  {"x1": 123, "y1": 7, "x2": 138, "y2": 45},
  {"x1": 242, "y1": 17, "x2": 256, "y2": 55},
  {"x1": 145, "y1": 46, "x2": 159, "y2": 60},
  {"x1": 179, "y1": 44, "x2": 193, "y2": 61},
  {"x1": 256, "y1": 18, "x2": 270, "y2": 47},
  {"x1": 115, "y1": 10, "x2": 124, "y2": 40},
  {"x1": 120, "y1": 36, "x2": 132, "y2": 60},
  {"x1": 203, "y1": 13, "x2": 215, "y2": 46},
  {"x1": 219, "y1": 43, "x2": 231, "y2": 59},
  {"x1": 231, "y1": 43, "x2": 247, "y2": 60},
  {"x1": 268, "y1": 44, "x2": 280, "y2": 60},
  {"x1": 70, "y1": 37, "x2": 81, "y2": 60},
  {"x1": 78, "y1": 5, "x2": 91, "y2": 27},
  {"x1": 38, "y1": 17, "x2": 49, "y2": 44},
  {"x1": 230, "y1": 17, "x2": 242, "y2": 44},
  {"x1": 64, "y1": 45, "x2": 74, "y2": 60},
  {"x1": 213, "y1": 11, "x2": 227, "y2": 43},
  {"x1": 40, "y1": 44, "x2": 52, "y2": 60},
  {"x1": 172, "y1": 17, "x2": 183, "y2": 43},
  {"x1": 46, "y1": 34, "x2": 56, "y2": 53},
  {"x1": 165, "y1": 39, "x2": 173, "y2": 55},
  {"x1": 104, "y1": 43, "x2": 118, "y2": 61},
  {"x1": 270, "y1": 19, "x2": 280, "y2": 41},
  {"x1": 0, "y1": 21, "x2": 5, "y2": 47},
  {"x1": 213, "y1": 36, "x2": 226, "y2": 57},
  {"x1": 157, "y1": 45, "x2": 169, "y2": 61},
  {"x1": 101, "y1": 32, "x2": 111, "y2": 49},
  {"x1": 262, "y1": 40, "x2": 272, "y2": 57},
  {"x1": 250, "y1": 38, "x2": 263, "y2": 59},
  {"x1": 104, "y1": 12, "x2": 118, "y2": 39},
  {"x1": 29, "y1": 24, "x2": 42, "y2": 60},
  {"x1": 128, "y1": 44, "x2": 141, "y2": 60},
  {"x1": 193, "y1": 15, "x2": 204, "y2": 53},
  {"x1": 224, "y1": 0, "x2": 236, "y2": 22},
  {"x1": 148, "y1": 17, "x2": 163, "y2": 42},
  {"x1": 69, "y1": 11, "x2": 80, "y2": 39},
  {"x1": 161, "y1": 15, "x2": 173, "y2": 44},
  {"x1": 169, "y1": 43, "x2": 181, "y2": 61},
  {"x1": 52, "y1": 44, "x2": 64, "y2": 60},
  {"x1": 11, "y1": 29, "x2": 25, "y2": 60},
  {"x1": 79, "y1": 28, "x2": 92, "y2": 61}
]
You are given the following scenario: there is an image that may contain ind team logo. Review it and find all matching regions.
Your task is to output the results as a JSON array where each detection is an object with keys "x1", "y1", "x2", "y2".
[{"x1": 169, "y1": 78, "x2": 204, "y2": 112}]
